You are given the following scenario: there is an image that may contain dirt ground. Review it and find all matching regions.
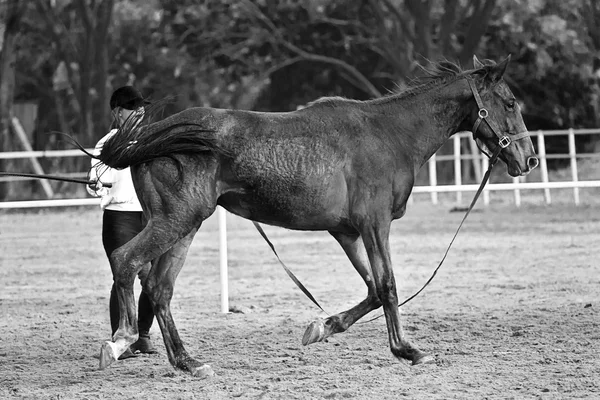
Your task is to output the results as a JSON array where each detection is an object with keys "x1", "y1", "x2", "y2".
[{"x1": 1, "y1": 199, "x2": 598, "y2": 399}]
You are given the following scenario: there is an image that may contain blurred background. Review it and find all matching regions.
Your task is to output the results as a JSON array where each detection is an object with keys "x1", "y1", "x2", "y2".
[{"x1": 1, "y1": 0, "x2": 599, "y2": 201}]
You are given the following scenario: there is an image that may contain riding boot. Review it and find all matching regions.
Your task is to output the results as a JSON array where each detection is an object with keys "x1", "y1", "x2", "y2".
[
  {"x1": 118, "y1": 347, "x2": 139, "y2": 360},
  {"x1": 131, "y1": 291, "x2": 157, "y2": 354}
]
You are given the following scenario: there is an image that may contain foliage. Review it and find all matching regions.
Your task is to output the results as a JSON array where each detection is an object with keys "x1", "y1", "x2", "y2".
[{"x1": 484, "y1": 0, "x2": 599, "y2": 129}]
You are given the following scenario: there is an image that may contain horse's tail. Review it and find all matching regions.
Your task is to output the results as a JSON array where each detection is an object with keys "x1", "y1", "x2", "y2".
[{"x1": 97, "y1": 108, "x2": 228, "y2": 170}]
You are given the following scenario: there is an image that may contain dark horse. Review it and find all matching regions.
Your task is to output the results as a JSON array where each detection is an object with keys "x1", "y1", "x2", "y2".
[{"x1": 94, "y1": 56, "x2": 538, "y2": 376}]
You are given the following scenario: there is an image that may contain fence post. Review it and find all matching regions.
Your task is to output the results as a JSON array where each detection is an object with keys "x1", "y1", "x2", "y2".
[
  {"x1": 469, "y1": 138, "x2": 482, "y2": 181},
  {"x1": 537, "y1": 130, "x2": 551, "y2": 204},
  {"x1": 218, "y1": 207, "x2": 229, "y2": 313},
  {"x1": 568, "y1": 128, "x2": 580, "y2": 205},
  {"x1": 481, "y1": 156, "x2": 490, "y2": 205},
  {"x1": 428, "y1": 154, "x2": 438, "y2": 205},
  {"x1": 453, "y1": 135, "x2": 462, "y2": 204},
  {"x1": 513, "y1": 176, "x2": 521, "y2": 206}
]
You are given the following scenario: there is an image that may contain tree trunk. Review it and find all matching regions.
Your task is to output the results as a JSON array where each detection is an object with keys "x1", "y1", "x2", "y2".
[
  {"x1": 0, "y1": 1, "x2": 24, "y2": 200},
  {"x1": 458, "y1": 0, "x2": 498, "y2": 65},
  {"x1": 92, "y1": 0, "x2": 115, "y2": 142}
]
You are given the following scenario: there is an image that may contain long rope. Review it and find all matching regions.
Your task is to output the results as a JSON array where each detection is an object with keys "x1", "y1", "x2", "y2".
[
  {"x1": 0, "y1": 172, "x2": 111, "y2": 187},
  {"x1": 253, "y1": 222, "x2": 329, "y2": 315}
]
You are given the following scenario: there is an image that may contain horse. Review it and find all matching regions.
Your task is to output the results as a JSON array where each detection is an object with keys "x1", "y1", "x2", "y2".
[{"x1": 93, "y1": 55, "x2": 539, "y2": 377}]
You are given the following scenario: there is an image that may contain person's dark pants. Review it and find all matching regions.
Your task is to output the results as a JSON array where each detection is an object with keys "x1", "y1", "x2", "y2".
[{"x1": 102, "y1": 209, "x2": 154, "y2": 338}]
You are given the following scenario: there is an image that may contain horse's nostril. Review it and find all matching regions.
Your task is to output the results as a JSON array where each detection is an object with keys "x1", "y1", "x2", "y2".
[{"x1": 527, "y1": 157, "x2": 539, "y2": 170}]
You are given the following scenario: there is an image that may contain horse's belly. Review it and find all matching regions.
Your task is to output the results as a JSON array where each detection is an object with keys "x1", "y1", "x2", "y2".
[{"x1": 218, "y1": 174, "x2": 349, "y2": 231}]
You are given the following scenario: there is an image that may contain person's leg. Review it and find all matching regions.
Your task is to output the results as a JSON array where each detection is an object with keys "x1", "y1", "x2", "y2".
[
  {"x1": 109, "y1": 284, "x2": 119, "y2": 335},
  {"x1": 131, "y1": 212, "x2": 157, "y2": 353}
]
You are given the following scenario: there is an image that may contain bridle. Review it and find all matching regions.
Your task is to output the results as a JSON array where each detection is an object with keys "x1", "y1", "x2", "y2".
[{"x1": 466, "y1": 77, "x2": 531, "y2": 163}]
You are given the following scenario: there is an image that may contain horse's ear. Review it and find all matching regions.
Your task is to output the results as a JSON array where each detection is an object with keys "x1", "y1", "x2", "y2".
[
  {"x1": 487, "y1": 55, "x2": 511, "y2": 82},
  {"x1": 473, "y1": 55, "x2": 485, "y2": 69}
]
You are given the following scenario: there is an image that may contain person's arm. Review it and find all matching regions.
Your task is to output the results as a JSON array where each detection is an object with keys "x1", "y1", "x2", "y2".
[{"x1": 87, "y1": 131, "x2": 115, "y2": 198}]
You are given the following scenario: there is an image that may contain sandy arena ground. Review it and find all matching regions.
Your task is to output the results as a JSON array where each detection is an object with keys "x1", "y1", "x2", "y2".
[{"x1": 1, "y1": 199, "x2": 598, "y2": 399}]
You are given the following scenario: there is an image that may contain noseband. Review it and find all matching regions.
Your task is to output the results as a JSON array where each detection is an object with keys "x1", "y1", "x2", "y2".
[{"x1": 466, "y1": 78, "x2": 530, "y2": 159}]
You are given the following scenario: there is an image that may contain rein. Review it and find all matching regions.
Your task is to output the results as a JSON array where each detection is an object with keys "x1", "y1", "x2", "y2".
[
  {"x1": 253, "y1": 222, "x2": 329, "y2": 315},
  {"x1": 0, "y1": 172, "x2": 111, "y2": 188},
  {"x1": 255, "y1": 76, "x2": 532, "y2": 317}
]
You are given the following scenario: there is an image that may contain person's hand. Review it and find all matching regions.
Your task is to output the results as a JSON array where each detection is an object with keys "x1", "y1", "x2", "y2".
[
  {"x1": 100, "y1": 195, "x2": 114, "y2": 210},
  {"x1": 88, "y1": 180, "x2": 103, "y2": 192}
]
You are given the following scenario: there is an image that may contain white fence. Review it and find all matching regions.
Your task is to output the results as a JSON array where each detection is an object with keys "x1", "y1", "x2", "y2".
[
  {"x1": 412, "y1": 129, "x2": 600, "y2": 206},
  {"x1": 1, "y1": 129, "x2": 600, "y2": 209}
]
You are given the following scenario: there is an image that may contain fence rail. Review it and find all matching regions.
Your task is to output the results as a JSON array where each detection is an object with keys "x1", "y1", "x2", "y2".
[{"x1": 1, "y1": 129, "x2": 600, "y2": 209}]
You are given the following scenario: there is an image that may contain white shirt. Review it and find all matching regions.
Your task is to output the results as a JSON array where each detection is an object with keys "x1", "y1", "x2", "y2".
[{"x1": 87, "y1": 129, "x2": 142, "y2": 211}]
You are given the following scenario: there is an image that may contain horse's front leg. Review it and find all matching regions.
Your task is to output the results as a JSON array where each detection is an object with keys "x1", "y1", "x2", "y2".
[
  {"x1": 303, "y1": 231, "x2": 382, "y2": 344},
  {"x1": 360, "y1": 217, "x2": 434, "y2": 365},
  {"x1": 144, "y1": 228, "x2": 214, "y2": 378}
]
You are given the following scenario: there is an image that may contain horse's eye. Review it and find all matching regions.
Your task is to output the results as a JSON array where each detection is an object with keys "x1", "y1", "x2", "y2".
[{"x1": 506, "y1": 100, "x2": 516, "y2": 111}]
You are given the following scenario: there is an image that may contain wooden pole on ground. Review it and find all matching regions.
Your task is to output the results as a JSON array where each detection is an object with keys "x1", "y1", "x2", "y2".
[{"x1": 11, "y1": 116, "x2": 54, "y2": 198}]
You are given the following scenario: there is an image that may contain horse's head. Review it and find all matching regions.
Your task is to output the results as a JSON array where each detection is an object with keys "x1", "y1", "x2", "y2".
[{"x1": 465, "y1": 55, "x2": 538, "y2": 177}]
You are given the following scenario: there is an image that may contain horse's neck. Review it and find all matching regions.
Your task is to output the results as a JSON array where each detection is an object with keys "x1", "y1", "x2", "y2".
[{"x1": 381, "y1": 82, "x2": 470, "y2": 168}]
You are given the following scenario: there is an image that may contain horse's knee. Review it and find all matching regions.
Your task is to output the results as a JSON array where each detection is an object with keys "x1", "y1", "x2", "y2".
[
  {"x1": 110, "y1": 249, "x2": 141, "y2": 287},
  {"x1": 375, "y1": 278, "x2": 398, "y2": 305},
  {"x1": 143, "y1": 279, "x2": 174, "y2": 309}
]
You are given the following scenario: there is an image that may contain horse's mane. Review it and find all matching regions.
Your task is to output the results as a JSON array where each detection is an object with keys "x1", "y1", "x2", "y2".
[
  {"x1": 306, "y1": 59, "x2": 488, "y2": 108},
  {"x1": 397, "y1": 60, "x2": 467, "y2": 97}
]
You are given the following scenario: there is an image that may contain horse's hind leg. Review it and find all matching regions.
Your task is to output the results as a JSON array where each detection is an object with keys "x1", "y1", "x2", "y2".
[
  {"x1": 99, "y1": 218, "x2": 182, "y2": 369},
  {"x1": 143, "y1": 229, "x2": 214, "y2": 378},
  {"x1": 303, "y1": 232, "x2": 382, "y2": 345}
]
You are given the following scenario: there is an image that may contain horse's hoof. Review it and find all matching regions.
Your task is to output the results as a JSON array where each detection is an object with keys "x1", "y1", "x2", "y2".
[
  {"x1": 99, "y1": 341, "x2": 118, "y2": 370},
  {"x1": 191, "y1": 364, "x2": 215, "y2": 378},
  {"x1": 412, "y1": 351, "x2": 435, "y2": 366},
  {"x1": 178, "y1": 357, "x2": 215, "y2": 378},
  {"x1": 302, "y1": 319, "x2": 326, "y2": 346}
]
